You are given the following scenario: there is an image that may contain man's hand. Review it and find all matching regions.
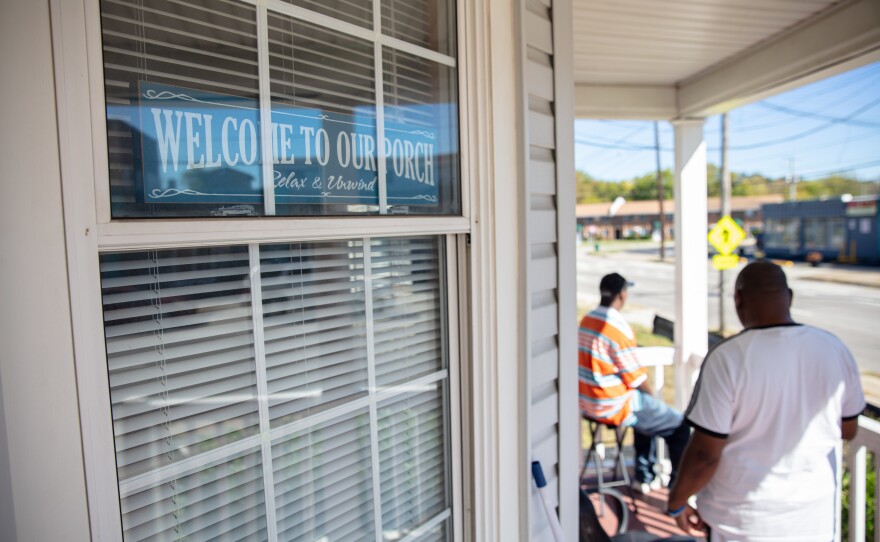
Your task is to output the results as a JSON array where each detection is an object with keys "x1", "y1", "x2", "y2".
[{"x1": 675, "y1": 505, "x2": 706, "y2": 536}]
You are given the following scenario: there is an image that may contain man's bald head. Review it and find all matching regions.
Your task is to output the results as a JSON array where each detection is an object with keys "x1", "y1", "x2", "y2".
[{"x1": 734, "y1": 261, "x2": 794, "y2": 328}]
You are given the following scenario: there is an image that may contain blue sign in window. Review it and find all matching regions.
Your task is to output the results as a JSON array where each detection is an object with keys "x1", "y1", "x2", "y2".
[{"x1": 137, "y1": 82, "x2": 441, "y2": 206}]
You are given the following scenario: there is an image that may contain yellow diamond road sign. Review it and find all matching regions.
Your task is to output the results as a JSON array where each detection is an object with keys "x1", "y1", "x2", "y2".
[{"x1": 708, "y1": 215, "x2": 746, "y2": 256}]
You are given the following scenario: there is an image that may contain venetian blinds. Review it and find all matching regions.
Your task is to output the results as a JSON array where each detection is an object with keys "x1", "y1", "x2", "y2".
[
  {"x1": 100, "y1": 236, "x2": 452, "y2": 541},
  {"x1": 101, "y1": 0, "x2": 260, "y2": 211}
]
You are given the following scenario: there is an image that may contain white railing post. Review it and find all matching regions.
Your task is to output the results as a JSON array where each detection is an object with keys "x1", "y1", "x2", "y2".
[
  {"x1": 850, "y1": 444, "x2": 867, "y2": 542},
  {"x1": 839, "y1": 416, "x2": 880, "y2": 541},
  {"x1": 836, "y1": 442, "x2": 843, "y2": 542}
]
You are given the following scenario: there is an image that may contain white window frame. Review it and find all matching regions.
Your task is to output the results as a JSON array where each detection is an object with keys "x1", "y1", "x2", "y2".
[{"x1": 48, "y1": 0, "x2": 497, "y2": 539}]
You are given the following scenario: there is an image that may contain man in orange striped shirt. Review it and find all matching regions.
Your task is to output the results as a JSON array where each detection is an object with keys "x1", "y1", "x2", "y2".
[{"x1": 580, "y1": 273, "x2": 690, "y2": 491}]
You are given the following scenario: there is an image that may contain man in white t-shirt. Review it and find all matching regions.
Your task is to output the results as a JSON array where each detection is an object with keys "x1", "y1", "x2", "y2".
[{"x1": 667, "y1": 261, "x2": 865, "y2": 542}]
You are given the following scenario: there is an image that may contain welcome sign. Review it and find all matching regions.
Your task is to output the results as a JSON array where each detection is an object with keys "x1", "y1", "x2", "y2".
[{"x1": 137, "y1": 82, "x2": 440, "y2": 206}]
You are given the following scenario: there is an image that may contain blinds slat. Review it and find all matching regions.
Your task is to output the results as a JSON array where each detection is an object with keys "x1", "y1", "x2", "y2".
[
  {"x1": 266, "y1": 334, "x2": 366, "y2": 364},
  {"x1": 114, "y1": 407, "x2": 259, "y2": 459},
  {"x1": 265, "y1": 323, "x2": 367, "y2": 355},
  {"x1": 107, "y1": 332, "x2": 254, "y2": 371},
  {"x1": 112, "y1": 358, "x2": 255, "y2": 402}
]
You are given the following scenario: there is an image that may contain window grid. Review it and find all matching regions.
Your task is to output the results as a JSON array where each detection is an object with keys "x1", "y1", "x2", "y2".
[
  {"x1": 109, "y1": 238, "x2": 452, "y2": 541},
  {"x1": 372, "y1": 0, "x2": 389, "y2": 214},
  {"x1": 247, "y1": 0, "x2": 457, "y2": 215},
  {"x1": 248, "y1": 243, "x2": 280, "y2": 540},
  {"x1": 257, "y1": 5, "x2": 278, "y2": 215},
  {"x1": 363, "y1": 240, "x2": 385, "y2": 542}
]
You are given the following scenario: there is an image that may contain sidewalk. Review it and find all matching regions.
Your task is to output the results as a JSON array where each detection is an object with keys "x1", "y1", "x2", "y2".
[{"x1": 798, "y1": 264, "x2": 880, "y2": 289}]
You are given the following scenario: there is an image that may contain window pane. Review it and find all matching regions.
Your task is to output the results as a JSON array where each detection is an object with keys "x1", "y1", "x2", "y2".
[
  {"x1": 100, "y1": 246, "x2": 260, "y2": 479},
  {"x1": 268, "y1": 13, "x2": 382, "y2": 215},
  {"x1": 372, "y1": 236, "x2": 445, "y2": 387},
  {"x1": 259, "y1": 241, "x2": 370, "y2": 425},
  {"x1": 100, "y1": 0, "x2": 461, "y2": 217},
  {"x1": 804, "y1": 218, "x2": 826, "y2": 250},
  {"x1": 120, "y1": 448, "x2": 268, "y2": 541},
  {"x1": 279, "y1": 0, "x2": 373, "y2": 29},
  {"x1": 100, "y1": 236, "x2": 452, "y2": 540},
  {"x1": 829, "y1": 218, "x2": 846, "y2": 250},
  {"x1": 381, "y1": 0, "x2": 456, "y2": 57},
  {"x1": 383, "y1": 49, "x2": 460, "y2": 215},
  {"x1": 101, "y1": 0, "x2": 263, "y2": 217},
  {"x1": 379, "y1": 385, "x2": 450, "y2": 541},
  {"x1": 271, "y1": 409, "x2": 375, "y2": 540}
]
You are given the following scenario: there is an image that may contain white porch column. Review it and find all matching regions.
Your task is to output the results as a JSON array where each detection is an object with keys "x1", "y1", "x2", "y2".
[{"x1": 672, "y1": 119, "x2": 709, "y2": 411}]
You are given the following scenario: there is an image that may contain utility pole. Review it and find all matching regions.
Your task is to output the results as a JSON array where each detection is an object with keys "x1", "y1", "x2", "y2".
[
  {"x1": 786, "y1": 158, "x2": 798, "y2": 201},
  {"x1": 654, "y1": 121, "x2": 666, "y2": 261},
  {"x1": 719, "y1": 113, "x2": 731, "y2": 334}
]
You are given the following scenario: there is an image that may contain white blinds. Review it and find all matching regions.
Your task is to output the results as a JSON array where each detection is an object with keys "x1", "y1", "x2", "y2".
[
  {"x1": 120, "y1": 447, "x2": 268, "y2": 541},
  {"x1": 101, "y1": 0, "x2": 260, "y2": 206},
  {"x1": 101, "y1": 246, "x2": 261, "y2": 481},
  {"x1": 260, "y1": 241, "x2": 369, "y2": 425},
  {"x1": 380, "y1": 0, "x2": 455, "y2": 56},
  {"x1": 371, "y1": 237, "x2": 444, "y2": 388},
  {"x1": 279, "y1": 0, "x2": 373, "y2": 30},
  {"x1": 271, "y1": 409, "x2": 375, "y2": 540},
  {"x1": 268, "y1": 13, "x2": 376, "y2": 118},
  {"x1": 378, "y1": 387, "x2": 448, "y2": 540},
  {"x1": 100, "y1": 236, "x2": 451, "y2": 541}
]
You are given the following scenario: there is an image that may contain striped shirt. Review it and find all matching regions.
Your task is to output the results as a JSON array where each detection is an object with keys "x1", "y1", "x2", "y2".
[{"x1": 578, "y1": 306, "x2": 647, "y2": 426}]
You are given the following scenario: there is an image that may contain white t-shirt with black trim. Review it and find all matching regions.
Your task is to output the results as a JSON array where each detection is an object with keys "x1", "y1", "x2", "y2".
[{"x1": 686, "y1": 323, "x2": 865, "y2": 542}]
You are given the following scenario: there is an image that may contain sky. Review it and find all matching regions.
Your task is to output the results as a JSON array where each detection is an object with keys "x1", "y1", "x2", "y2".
[{"x1": 574, "y1": 61, "x2": 880, "y2": 184}]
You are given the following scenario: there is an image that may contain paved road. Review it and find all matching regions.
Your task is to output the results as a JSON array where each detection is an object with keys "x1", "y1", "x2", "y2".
[{"x1": 577, "y1": 246, "x2": 880, "y2": 375}]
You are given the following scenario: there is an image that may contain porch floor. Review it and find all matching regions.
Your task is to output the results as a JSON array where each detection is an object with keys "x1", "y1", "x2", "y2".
[
  {"x1": 581, "y1": 449, "x2": 707, "y2": 541},
  {"x1": 584, "y1": 486, "x2": 707, "y2": 541}
]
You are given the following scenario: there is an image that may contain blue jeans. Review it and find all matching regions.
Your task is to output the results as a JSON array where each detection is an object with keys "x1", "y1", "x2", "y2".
[{"x1": 631, "y1": 391, "x2": 690, "y2": 484}]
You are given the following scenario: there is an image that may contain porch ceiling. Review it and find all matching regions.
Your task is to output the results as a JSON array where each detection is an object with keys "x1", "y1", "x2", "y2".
[
  {"x1": 573, "y1": 0, "x2": 880, "y2": 118},
  {"x1": 573, "y1": 0, "x2": 837, "y2": 86}
]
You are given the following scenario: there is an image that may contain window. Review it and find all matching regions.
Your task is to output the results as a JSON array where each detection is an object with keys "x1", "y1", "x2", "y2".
[
  {"x1": 764, "y1": 218, "x2": 800, "y2": 253},
  {"x1": 100, "y1": 236, "x2": 453, "y2": 540},
  {"x1": 803, "y1": 218, "x2": 827, "y2": 250},
  {"x1": 101, "y1": 0, "x2": 460, "y2": 218},
  {"x1": 827, "y1": 218, "x2": 845, "y2": 251}
]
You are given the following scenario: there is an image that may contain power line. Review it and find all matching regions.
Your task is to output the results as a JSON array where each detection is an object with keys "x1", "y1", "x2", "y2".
[
  {"x1": 575, "y1": 138, "x2": 671, "y2": 152},
  {"x1": 796, "y1": 159, "x2": 880, "y2": 180},
  {"x1": 704, "y1": 69, "x2": 880, "y2": 133},
  {"x1": 726, "y1": 96, "x2": 880, "y2": 151},
  {"x1": 766, "y1": 64, "x2": 880, "y2": 106},
  {"x1": 755, "y1": 102, "x2": 880, "y2": 129},
  {"x1": 728, "y1": 130, "x2": 880, "y2": 162}
]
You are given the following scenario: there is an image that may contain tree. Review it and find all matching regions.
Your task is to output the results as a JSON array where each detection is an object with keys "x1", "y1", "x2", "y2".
[
  {"x1": 574, "y1": 166, "x2": 879, "y2": 204},
  {"x1": 628, "y1": 170, "x2": 673, "y2": 200}
]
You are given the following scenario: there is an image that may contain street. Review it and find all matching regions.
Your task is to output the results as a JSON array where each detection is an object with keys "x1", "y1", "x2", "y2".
[{"x1": 577, "y1": 244, "x2": 880, "y2": 375}]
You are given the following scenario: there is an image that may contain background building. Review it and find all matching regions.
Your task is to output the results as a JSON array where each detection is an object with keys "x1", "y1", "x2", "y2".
[
  {"x1": 763, "y1": 195, "x2": 880, "y2": 264},
  {"x1": 577, "y1": 195, "x2": 783, "y2": 240}
]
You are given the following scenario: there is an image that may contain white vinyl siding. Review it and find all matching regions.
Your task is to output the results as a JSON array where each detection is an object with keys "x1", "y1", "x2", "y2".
[
  {"x1": 100, "y1": 236, "x2": 452, "y2": 541},
  {"x1": 520, "y1": 0, "x2": 576, "y2": 539}
]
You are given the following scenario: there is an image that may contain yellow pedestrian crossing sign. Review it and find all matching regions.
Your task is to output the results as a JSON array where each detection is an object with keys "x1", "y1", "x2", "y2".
[
  {"x1": 712, "y1": 254, "x2": 740, "y2": 270},
  {"x1": 708, "y1": 215, "x2": 746, "y2": 256}
]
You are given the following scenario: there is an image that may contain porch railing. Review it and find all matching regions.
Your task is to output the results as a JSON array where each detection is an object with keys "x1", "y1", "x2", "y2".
[{"x1": 841, "y1": 415, "x2": 880, "y2": 542}]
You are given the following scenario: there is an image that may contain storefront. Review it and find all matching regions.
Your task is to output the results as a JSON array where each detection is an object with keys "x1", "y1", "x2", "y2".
[{"x1": 762, "y1": 196, "x2": 879, "y2": 264}]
